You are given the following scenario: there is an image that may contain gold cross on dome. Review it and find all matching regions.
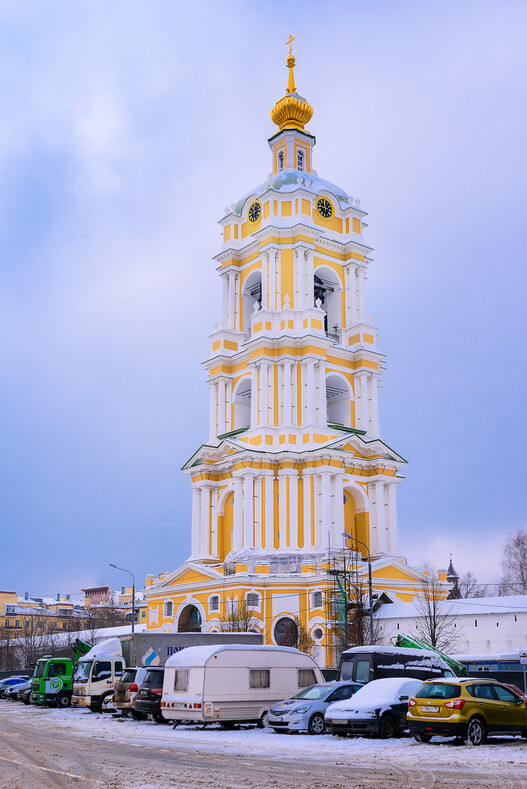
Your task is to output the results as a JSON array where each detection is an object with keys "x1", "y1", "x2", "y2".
[{"x1": 286, "y1": 34, "x2": 295, "y2": 56}]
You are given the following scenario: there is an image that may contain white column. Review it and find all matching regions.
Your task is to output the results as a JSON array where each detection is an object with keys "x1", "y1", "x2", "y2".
[
  {"x1": 243, "y1": 475, "x2": 254, "y2": 546},
  {"x1": 375, "y1": 481, "x2": 387, "y2": 553},
  {"x1": 289, "y1": 471, "x2": 299, "y2": 549},
  {"x1": 278, "y1": 362, "x2": 284, "y2": 425},
  {"x1": 191, "y1": 487, "x2": 201, "y2": 557},
  {"x1": 251, "y1": 366, "x2": 259, "y2": 428},
  {"x1": 275, "y1": 250, "x2": 281, "y2": 311},
  {"x1": 200, "y1": 486, "x2": 211, "y2": 556},
  {"x1": 268, "y1": 250, "x2": 276, "y2": 311},
  {"x1": 283, "y1": 360, "x2": 292, "y2": 425},
  {"x1": 234, "y1": 272, "x2": 241, "y2": 331},
  {"x1": 218, "y1": 378, "x2": 226, "y2": 435},
  {"x1": 321, "y1": 472, "x2": 332, "y2": 549},
  {"x1": 278, "y1": 471, "x2": 287, "y2": 549},
  {"x1": 227, "y1": 270, "x2": 236, "y2": 330},
  {"x1": 293, "y1": 248, "x2": 299, "y2": 310},
  {"x1": 264, "y1": 474, "x2": 275, "y2": 550},
  {"x1": 302, "y1": 472, "x2": 313, "y2": 548},
  {"x1": 306, "y1": 361, "x2": 316, "y2": 424},
  {"x1": 316, "y1": 363, "x2": 326, "y2": 425},
  {"x1": 360, "y1": 373, "x2": 369, "y2": 433},
  {"x1": 259, "y1": 363, "x2": 268, "y2": 426},
  {"x1": 254, "y1": 476, "x2": 262, "y2": 550},
  {"x1": 370, "y1": 375, "x2": 379, "y2": 436},
  {"x1": 313, "y1": 474, "x2": 322, "y2": 548},
  {"x1": 297, "y1": 247, "x2": 306, "y2": 309},
  {"x1": 344, "y1": 264, "x2": 357, "y2": 329},
  {"x1": 232, "y1": 477, "x2": 243, "y2": 550},
  {"x1": 357, "y1": 267, "x2": 366, "y2": 324},
  {"x1": 211, "y1": 488, "x2": 219, "y2": 559},
  {"x1": 332, "y1": 475, "x2": 345, "y2": 549},
  {"x1": 208, "y1": 382, "x2": 217, "y2": 442},
  {"x1": 261, "y1": 252, "x2": 268, "y2": 311},
  {"x1": 221, "y1": 273, "x2": 228, "y2": 326},
  {"x1": 387, "y1": 483, "x2": 398, "y2": 554},
  {"x1": 305, "y1": 248, "x2": 314, "y2": 306},
  {"x1": 225, "y1": 380, "x2": 232, "y2": 432}
]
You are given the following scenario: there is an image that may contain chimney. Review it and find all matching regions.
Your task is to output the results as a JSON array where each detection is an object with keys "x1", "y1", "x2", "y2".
[
  {"x1": 56, "y1": 594, "x2": 60, "y2": 601},
  {"x1": 24, "y1": 592, "x2": 29, "y2": 600}
]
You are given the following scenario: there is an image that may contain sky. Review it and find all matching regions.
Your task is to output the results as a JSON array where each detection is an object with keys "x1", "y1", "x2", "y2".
[{"x1": 1, "y1": 0, "x2": 526, "y2": 596}]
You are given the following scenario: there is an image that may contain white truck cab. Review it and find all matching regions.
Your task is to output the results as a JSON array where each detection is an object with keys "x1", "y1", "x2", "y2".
[{"x1": 71, "y1": 638, "x2": 124, "y2": 712}]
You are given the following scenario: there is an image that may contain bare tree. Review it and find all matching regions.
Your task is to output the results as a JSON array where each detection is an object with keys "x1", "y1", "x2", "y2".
[
  {"x1": 291, "y1": 616, "x2": 313, "y2": 655},
  {"x1": 458, "y1": 571, "x2": 488, "y2": 599},
  {"x1": 219, "y1": 599, "x2": 260, "y2": 633},
  {"x1": 499, "y1": 527, "x2": 527, "y2": 595},
  {"x1": 414, "y1": 571, "x2": 460, "y2": 652}
]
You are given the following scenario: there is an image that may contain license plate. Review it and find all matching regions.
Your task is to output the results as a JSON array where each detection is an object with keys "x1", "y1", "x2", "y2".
[
  {"x1": 421, "y1": 705, "x2": 439, "y2": 713},
  {"x1": 332, "y1": 719, "x2": 348, "y2": 725}
]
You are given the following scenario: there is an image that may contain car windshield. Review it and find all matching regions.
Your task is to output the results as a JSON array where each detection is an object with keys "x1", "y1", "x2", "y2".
[
  {"x1": 416, "y1": 683, "x2": 460, "y2": 700},
  {"x1": 292, "y1": 684, "x2": 329, "y2": 700},
  {"x1": 34, "y1": 662, "x2": 47, "y2": 679},
  {"x1": 74, "y1": 660, "x2": 92, "y2": 682}
]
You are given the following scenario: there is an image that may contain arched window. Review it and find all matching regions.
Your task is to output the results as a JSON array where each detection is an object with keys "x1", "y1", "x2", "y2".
[
  {"x1": 246, "y1": 592, "x2": 259, "y2": 609},
  {"x1": 314, "y1": 269, "x2": 341, "y2": 339},
  {"x1": 209, "y1": 595, "x2": 219, "y2": 612},
  {"x1": 274, "y1": 616, "x2": 298, "y2": 647},
  {"x1": 278, "y1": 150, "x2": 285, "y2": 171},
  {"x1": 164, "y1": 601, "x2": 173, "y2": 619},
  {"x1": 233, "y1": 377, "x2": 251, "y2": 429},
  {"x1": 326, "y1": 374, "x2": 351, "y2": 427},
  {"x1": 297, "y1": 150, "x2": 304, "y2": 171}
]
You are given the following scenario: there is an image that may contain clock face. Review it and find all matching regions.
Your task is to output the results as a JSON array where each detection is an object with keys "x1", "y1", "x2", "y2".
[
  {"x1": 316, "y1": 197, "x2": 333, "y2": 219},
  {"x1": 248, "y1": 201, "x2": 261, "y2": 223}
]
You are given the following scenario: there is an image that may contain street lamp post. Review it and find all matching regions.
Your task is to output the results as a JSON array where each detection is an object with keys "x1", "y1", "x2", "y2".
[
  {"x1": 341, "y1": 533, "x2": 375, "y2": 646},
  {"x1": 108, "y1": 563, "x2": 136, "y2": 634}
]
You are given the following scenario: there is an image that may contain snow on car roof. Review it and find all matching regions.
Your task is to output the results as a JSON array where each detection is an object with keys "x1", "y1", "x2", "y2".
[
  {"x1": 166, "y1": 644, "x2": 302, "y2": 667},
  {"x1": 328, "y1": 677, "x2": 423, "y2": 710},
  {"x1": 341, "y1": 645, "x2": 441, "y2": 658}
]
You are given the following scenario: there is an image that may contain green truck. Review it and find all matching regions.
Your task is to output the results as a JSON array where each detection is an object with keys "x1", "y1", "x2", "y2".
[{"x1": 31, "y1": 639, "x2": 92, "y2": 708}]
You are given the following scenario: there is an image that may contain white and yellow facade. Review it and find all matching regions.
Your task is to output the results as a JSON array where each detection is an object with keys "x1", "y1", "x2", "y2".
[{"x1": 144, "y1": 47, "x2": 442, "y2": 667}]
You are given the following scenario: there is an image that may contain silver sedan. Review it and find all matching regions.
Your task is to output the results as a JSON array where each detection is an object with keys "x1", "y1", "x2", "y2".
[{"x1": 268, "y1": 681, "x2": 363, "y2": 735}]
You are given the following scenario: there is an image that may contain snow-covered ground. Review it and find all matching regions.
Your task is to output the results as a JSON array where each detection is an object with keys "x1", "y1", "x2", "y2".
[{"x1": 24, "y1": 703, "x2": 527, "y2": 773}]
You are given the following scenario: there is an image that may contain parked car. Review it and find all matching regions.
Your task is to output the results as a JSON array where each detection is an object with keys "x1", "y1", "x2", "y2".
[
  {"x1": 134, "y1": 667, "x2": 166, "y2": 723},
  {"x1": 407, "y1": 678, "x2": 527, "y2": 745},
  {"x1": 101, "y1": 693, "x2": 116, "y2": 713},
  {"x1": 0, "y1": 676, "x2": 30, "y2": 698},
  {"x1": 268, "y1": 681, "x2": 363, "y2": 735},
  {"x1": 325, "y1": 677, "x2": 423, "y2": 738},
  {"x1": 5, "y1": 680, "x2": 31, "y2": 700},
  {"x1": 161, "y1": 644, "x2": 324, "y2": 727},
  {"x1": 114, "y1": 667, "x2": 148, "y2": 719},
  {"x1": 18, "y1": 684, "x2": 32, "y2": 705},
  {"x1": 338, "y1": 646, "x2": 452, "y2": 684}
]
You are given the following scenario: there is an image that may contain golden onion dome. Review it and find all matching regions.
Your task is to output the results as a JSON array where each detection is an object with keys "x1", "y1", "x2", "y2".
[{"x1": 270, "y1": 46, "x2": 313, "y2": 132}]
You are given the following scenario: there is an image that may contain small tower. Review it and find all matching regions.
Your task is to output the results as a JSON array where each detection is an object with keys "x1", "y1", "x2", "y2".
[{"x1": 447, "y1": 554, "x2": 461, "y2": 599}]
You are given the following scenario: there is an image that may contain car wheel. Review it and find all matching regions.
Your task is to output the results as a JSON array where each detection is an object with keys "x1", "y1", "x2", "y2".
[
  {"x1": 413, "y1": 733, "x2": 431, "y2": 743},
  {"x1": 131, "y1": 709, "x2": 147, "y2": 721},
  {"x1": 379, "y1": 713, "x2": 396, "y2": 739},
  {"x1": 466, "y1": 717, "x2": 487, "y2": 746},
  {"x1": 57, "y1": 694, "x2": 71, "y2": 709},
  {"x1": 257, "y1": 710, "x2": 269, "y2": 728},
  {"x1": 307, "y1": 713, "x2": 326, "y2": 735}
]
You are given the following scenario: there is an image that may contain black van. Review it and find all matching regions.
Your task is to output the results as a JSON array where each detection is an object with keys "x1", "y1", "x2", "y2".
[{"x1": 338, "y1": 646, "x2": 453, "y2": 684}]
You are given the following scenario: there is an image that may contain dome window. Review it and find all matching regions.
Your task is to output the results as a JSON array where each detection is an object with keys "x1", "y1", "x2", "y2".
[
  {"x1": 278, "y1": 150, "x2": 285, "y2": 171},
  {"x1": 297, "y1": 150, "x2": 304, "y2": 171}
]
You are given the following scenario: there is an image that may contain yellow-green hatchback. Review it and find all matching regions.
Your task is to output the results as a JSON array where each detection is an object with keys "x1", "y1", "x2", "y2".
[{"x1": 407, "y1": 678, "x2": 527, "y2": 745}]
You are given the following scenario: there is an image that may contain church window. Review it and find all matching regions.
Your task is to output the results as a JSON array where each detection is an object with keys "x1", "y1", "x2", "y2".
[
  {"x1": 312, "y1": 590, "x2": 323, "y2": 608},
  {"x1": 233, "y1": 377, "x2": 251, "y2": 429},
  {"x1": 314, "y1": 270, "x2": 341, "y2": 338},
  {"x1": 164, "y1": 601, "x2": 173, "y2": 619},
  {"x1": 210, "y1": 595, "x2": 219, "y2": 612},
  {"x1": 242, "y1": 271, "x2": 262, "y2": 334},
  {"x1": 246, "y1": 592, "x2": 259, "y2": 608},
  {"x1": 278, "y1": 150, "x2": 284, "y2": 171},
  {"x1": 297, "y1": 150, "x2": 304, "y2": 171},
  {"x1": 274, "y1": 616, "x2": 298, "y2": 647},
  {"x1": 312, "y1": 626, "x2": 324, "y2": 641}
]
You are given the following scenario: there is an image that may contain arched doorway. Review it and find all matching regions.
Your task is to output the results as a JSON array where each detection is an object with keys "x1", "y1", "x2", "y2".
[
  {"x1": 177, "y1": 604, "x2": 202, "y2": 633},
  {"x1": 274, "y1": 616, "x2": 298, "y2": 647}
]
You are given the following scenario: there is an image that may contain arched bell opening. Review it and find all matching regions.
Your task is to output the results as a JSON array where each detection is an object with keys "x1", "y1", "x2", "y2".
[
  {"x1": 242, "y1": 270, "x2": 262, "y2": 334},
  {"x1": 325, "y1": 373, "x2": 352, "y2": 427},
  {"x1": 313, "y1": 267, "x2": 342, "y2": 339},
  {"x1": 233, "y1": 377, "x2": 251, "y2": 429}
]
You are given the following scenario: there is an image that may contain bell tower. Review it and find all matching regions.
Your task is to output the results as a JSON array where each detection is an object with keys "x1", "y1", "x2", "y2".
[{"x1": 182, "y1": 42, "x2": 406, "y2": 567}]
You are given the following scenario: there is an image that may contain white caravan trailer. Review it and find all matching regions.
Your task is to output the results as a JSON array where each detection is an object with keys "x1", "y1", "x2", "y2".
[{"x1": 161, "y1": 644, "x2": 324, "y2": 726}]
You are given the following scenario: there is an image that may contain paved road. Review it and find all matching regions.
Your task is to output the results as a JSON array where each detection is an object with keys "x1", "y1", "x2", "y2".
[{"x1": 1, "y1": 701, "x2": 527, "y2": 789}]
